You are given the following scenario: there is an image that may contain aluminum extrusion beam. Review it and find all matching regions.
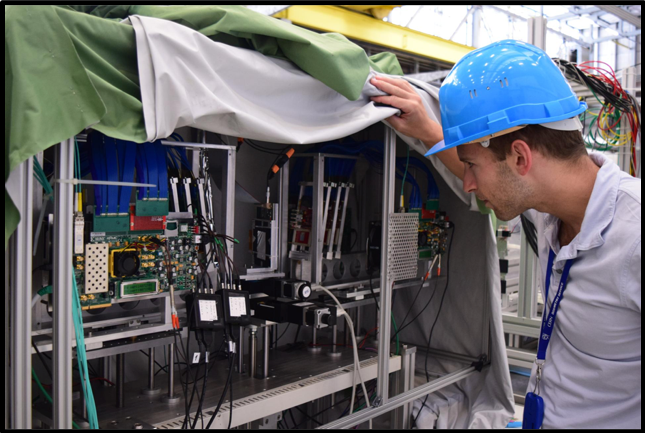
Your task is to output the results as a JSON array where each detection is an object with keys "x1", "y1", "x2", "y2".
[
  {"x1": 225, "y1": 148, "x2": 236, "y2": 254},
  {"x1": 596, "y1": 5, "x2": 641, "y2": 29},
  {"x1": 311, "y1": 155, "x2": 325, "y2": 284},
  {"x1": 9, "y1": 157, "x2": 34, "y2": 428},
  {"x1": 53, "y1": 139, "x2": 75, "y2": 428},
  {"x1": 376, "y1": 127, "x2": 396, "y2": 403},
  {"x1": 278, "y1": 161, "x2": 290, "y2": 272},
  {"x1": 319, "y1": 365, "x2": 477, "y2": 429}
]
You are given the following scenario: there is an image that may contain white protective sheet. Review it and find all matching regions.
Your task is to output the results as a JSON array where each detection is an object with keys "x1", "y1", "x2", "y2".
[{"x1": 131, "y1": 14, "x2": 513, "y2": 428}]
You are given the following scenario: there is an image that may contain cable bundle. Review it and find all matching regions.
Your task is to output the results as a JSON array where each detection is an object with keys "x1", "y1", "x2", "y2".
[{"x1": 555, "y1": 59, "x2": 641, "y2": 176}]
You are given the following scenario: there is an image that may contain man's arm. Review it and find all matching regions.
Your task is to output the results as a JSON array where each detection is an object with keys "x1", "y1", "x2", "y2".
[{"x1": 370, "y1": 75, "x2": 464, "y2": 181}]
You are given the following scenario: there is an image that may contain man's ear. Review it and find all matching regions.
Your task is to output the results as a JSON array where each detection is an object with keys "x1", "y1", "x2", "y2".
[{"x1": 509, "y1": 139, "x2": 532, "y2": 176}]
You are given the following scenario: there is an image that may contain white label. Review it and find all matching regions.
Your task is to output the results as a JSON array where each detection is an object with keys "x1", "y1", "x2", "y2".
[
  {"x1": 180, "y1": 224, "x2": 188, "y2": 232},
  {"x1": 90, "y1": 232, "x2": 106, "y2": 238},
  {"x1": 192, "y1": 352, "x2": 200, "y2": 364},
  {"x1": 199, "y1": 300, "x2": 218, "y2": 321},
  {"x1": 228, "y1": 296, "x2": 247, "y2": 317}
]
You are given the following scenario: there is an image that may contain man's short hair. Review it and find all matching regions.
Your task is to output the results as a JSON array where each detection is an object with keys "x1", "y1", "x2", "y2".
[{"x1": 488, "y1": 124, "x2": 588, "y2": 162}]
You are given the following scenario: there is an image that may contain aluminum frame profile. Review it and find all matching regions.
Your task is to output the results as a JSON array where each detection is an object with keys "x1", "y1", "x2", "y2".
[
  {"x1": 53, "y1": 139, "x2": 75, "y2": 429},
  {"x1": 9, "y1": 157, "x2": 34, "y2": 428},
  {"x1": 376, "y1": 126, "x2": 397, "y2": 403}
]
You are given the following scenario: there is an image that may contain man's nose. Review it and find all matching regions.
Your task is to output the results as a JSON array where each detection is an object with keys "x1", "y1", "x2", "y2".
[{"x1": 462, "y1": 170, "x2": 476, "y2": 194}]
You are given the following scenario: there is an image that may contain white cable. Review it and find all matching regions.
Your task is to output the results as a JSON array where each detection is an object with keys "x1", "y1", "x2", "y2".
[
  {"x1": 32, "y1": 293, "x2": 41, "y2": 308},
  {"x1": 319, "y1": 287, "x2": 370, "y2": 414}
]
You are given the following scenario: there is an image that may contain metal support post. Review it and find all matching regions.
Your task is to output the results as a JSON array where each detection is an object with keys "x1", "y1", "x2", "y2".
[
  {"x1": 224, "y1": 149, "x2": 237, "y2": 254},
  {"x1": 518, "y1": 231, "x2": 536, "y2": 321},
  {"x1": 278, "y1": 161, "x2": 290, "y2": 272},
  {"x1": 102, "y1": 356, "x2": 112, "y2": 387},
  {"x1": 116, "y1": 354, "x2": 125, "y2": 408},
  {"x1": 376, "y1": 127, "x2": 396, "y2": 403},
  {"x1": 399, "y1": 345, "x2": 416, "y2": 429},
  {"x1": 238, "y1": 326, "x2": 245, "y2": 373},
  {"x1": 262, "y1": 326, "x2": 270, "y2": 379},
  {"x1": 141, "y1": 348, "x2": 161, "y2": 395},
  {"x1": 311, "y1": 154, "x2": 325, "y2": 284},
  {"x1": 249, "y1": 328, "x2": 258, "y2": 378},
  {"x1": 355, "y1": 305, "x2": 363, "y2": 339},
  {"x1": 328, "y1": 324, "x2": 341, "y2": 357},
  {"x1": 309, "y1": 326, "x2": 321, "y2": 352},
  {"x1": 162, "y1": 344, "x2": 180, "y2": 404},
  {"x1": 53, "y1": 138, "x2": 75, "y2": 429},
  {"x1": 9, "y1": 157, "x2": 33, "y2": 429}
]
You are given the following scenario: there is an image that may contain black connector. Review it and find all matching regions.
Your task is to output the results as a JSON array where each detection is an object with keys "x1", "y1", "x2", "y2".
[
  {"x1": 221, "y1": 290, "x2": 251, "y2": 325},
  {"x1": 499, "y1": 259, "x2": 509, "y2": 274},
  {"x1": 185, "y1": 292, "x2": 225, "y2": 330}
]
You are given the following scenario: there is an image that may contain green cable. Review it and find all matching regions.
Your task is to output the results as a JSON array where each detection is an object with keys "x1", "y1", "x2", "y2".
[
  {"x1": 391, "y1": 313, "x2": 400, "y2": 356},
  {"x1": 72, "y1": 267, "x2": 99, "y2": 428},
  {"x1": 32, "y1": 368, "x2": 81, "y2": 429}
]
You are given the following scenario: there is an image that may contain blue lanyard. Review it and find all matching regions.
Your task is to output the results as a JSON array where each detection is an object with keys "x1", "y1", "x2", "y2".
[{"x1": 537, "y1": 250, "x2": 574, "y2": 361}]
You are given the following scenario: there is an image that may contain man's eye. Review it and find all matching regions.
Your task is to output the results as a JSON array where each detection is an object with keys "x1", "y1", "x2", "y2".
[{"x1": 465, "y1": 162, "x2": 474, "y2": 168}]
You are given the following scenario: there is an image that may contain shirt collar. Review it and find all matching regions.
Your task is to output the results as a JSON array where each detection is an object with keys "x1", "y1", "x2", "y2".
[{"x1": 543, "y1": 153, "x2": 620, "y2": 261}]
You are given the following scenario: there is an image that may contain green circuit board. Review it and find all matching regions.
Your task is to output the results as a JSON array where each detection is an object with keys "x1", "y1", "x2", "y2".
[{"x1": 75, "y1": 223, "x2": 201, "y2": 310}]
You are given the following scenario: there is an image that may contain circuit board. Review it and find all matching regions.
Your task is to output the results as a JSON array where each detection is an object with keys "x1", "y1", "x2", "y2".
[
  {"x1": 74, "y1": 223, "x2": 200, "y2": 310},
  {"x1": 410, "y1": 206, "x2": 448, "y2": 260}
]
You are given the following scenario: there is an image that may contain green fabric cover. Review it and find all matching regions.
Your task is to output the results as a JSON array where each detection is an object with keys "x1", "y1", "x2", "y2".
[{"x1": 5, "y1": 5, "x2": 403, "y2": 248}]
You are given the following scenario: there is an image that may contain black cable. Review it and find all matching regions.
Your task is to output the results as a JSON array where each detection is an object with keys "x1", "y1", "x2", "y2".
[
  {"x1": 294, "y1": 405, "x2": 322, "y2": 426},
  {"x1": 414, "y1": 222, "x2": 456, "y2": 426},
  {"x1": 274, "y1": 323, "x2": 291, "y2": 349},
  {"x1": 32, "y1": 340, "x2": 53, "y2": 380},
  {"x1": 392, "y1": 221, "x2": 455, "y2": 338},
  {"x1": 288, "y1": 409, "x2": 297, "y2": 429},
  {"x1": 204, "y1": 351, "x2": 235, "y2": 429},
  {"x1": 191, "y1": 330, "x2": 211, "y2": 429}
]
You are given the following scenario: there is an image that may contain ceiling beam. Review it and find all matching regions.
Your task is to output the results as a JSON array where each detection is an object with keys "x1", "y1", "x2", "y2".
[
  {"x1": 548, "y1": 6, "x2": 599, "y2": 21},
  {"x1": 596, "y1": 5, "x2": 641, "y2": 29},
  {"x1": 590, "y1": 29, "x2": 641, "y2": 44},
  {"x1": 274, "y1": 5, "x2": 473, "y2": 64},
  {"x1": 486, "y1": 5, "x2": 591, "y2": 48}
]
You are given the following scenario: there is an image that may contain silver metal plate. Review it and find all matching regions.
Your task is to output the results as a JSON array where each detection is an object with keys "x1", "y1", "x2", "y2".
[
  {"x1": 387, "y1": 213, "x2": 419, "y2": 281},
  {"x1": 85, "y1": 243, "x2": 109, "y2": 293}
]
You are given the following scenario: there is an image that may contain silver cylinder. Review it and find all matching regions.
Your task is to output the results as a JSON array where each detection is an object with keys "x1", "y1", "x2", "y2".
[
  {"x1": 162, "y1": 343, "x2": 180, "y2": 404},
  {"x1": 238, "y1": 326, "x2": 244, "y2": 374},
  {"x1": 263, "y1": 326, "x2": 270, "y2": 379},
  {"x1": 141, "y1": 348, "x2": 161, "y2": 395},
  {"x1": 249, "y1": 329, "x2": 257, "y2": 378}
]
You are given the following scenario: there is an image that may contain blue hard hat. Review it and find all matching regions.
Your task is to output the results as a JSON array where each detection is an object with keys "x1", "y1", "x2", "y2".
[{"x1": 425, "y1": 39, "x2": 587, "y2": 156}]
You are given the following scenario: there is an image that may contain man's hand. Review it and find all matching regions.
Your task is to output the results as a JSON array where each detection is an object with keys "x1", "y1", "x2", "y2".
[
  {"x1": 370, "y1": 75, "x2": 443, "y2": 145},
  {"x1": 370, "y1": 75, "x2": 464, "y2": 181}
]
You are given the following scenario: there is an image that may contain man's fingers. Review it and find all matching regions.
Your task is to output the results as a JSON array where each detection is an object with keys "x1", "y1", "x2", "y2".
[
  {"x1": 370, "y1": 76, "x2": 415, "y2": 98},
  {"x1": 371, "y1": 95, "x2": 411, "y2": 113}
]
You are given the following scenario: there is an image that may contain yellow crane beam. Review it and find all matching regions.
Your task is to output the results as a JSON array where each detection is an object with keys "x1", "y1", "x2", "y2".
[{"x1": 274, "y1": 5, "x2": 473, "y2": 65}]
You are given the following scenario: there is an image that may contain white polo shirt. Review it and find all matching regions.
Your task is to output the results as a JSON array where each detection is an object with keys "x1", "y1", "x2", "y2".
[{"x1": 523, "y1": 152, "x2": 641, "y2": 429}]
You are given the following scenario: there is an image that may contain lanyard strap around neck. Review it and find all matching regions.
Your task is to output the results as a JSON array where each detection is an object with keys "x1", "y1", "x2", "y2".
[{"x1": 537, "y1": 250, "x2": 574, "y2": 361}]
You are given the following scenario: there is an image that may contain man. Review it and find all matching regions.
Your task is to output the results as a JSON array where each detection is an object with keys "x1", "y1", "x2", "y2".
[{"x1": 370, "y1": 40, "x2": 641, "y2": 428}]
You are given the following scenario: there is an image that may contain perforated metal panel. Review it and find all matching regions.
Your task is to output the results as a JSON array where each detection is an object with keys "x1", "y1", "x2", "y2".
[
  {"x1": 85, "y1": 243, "x2": 109, "y2": 293},
  {"x1": 387, "y1": 213, "x2": 419, "y2": 281}
]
